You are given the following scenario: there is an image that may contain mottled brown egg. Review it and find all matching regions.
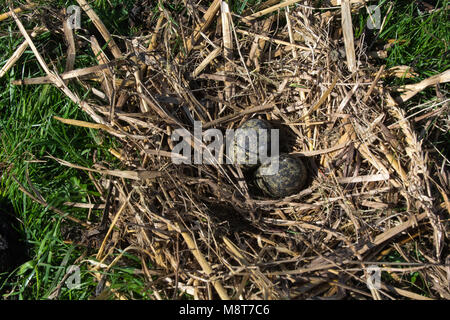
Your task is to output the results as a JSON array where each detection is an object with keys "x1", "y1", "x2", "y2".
[
  {"x1": 255, "y1": 154, "x2": 307, "y2": 198},
  {"x1": 231, "y1": 119, "x2": 272, "y2": 169}
]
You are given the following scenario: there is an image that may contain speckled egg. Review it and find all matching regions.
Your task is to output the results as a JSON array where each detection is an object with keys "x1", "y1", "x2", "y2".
[
  {"x1": 231, "y1": 119, "x2": 272, "y2": 169},
  {"x1": 255, "y1": 154, "x2": 307, "y2": 198}
]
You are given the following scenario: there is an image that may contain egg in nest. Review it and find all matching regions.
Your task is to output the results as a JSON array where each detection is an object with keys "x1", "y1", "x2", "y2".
[
  {"x1": 255, "y1": 154, "x2": 307, "y2": 198},
  {"x1": 231, "y1": 119, "x2": 273, "y2": 169}
]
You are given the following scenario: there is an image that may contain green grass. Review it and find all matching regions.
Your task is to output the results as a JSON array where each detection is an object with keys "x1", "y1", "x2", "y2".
[
  {"x1": 356, "y1": 0, "x2": 449, "y2": 81},
  {"x1": 0, "y1": 0, "x2": 448, "y2": 299},
  {"x1": 0, "y1": 55, "x2": 111, "y2": 299},
  {"x1": 355, "y1": 0, "x2": 449, "y2": 157},
  {"x1": 0, "y1": 0, "x2": 149, "y2": 299},
  {"x1": 380, "y1": 1, "x2": 449, "y2": 74},
  {"x1": 381, "y1": 0, "x2": 449, "y2": 156}
]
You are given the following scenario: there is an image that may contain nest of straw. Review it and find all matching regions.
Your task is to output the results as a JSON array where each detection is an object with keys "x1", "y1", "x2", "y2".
[{"x1": 5, "y1": 0, "x2": 449, "y2": 299}]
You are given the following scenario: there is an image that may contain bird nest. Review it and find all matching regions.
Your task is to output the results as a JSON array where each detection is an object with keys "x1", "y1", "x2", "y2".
[{"x1": 5, "y1": 0, "x2": 449, "y2": 300}]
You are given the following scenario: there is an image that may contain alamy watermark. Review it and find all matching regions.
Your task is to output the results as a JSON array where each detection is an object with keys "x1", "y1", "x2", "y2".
[
  {"x1": 63, "y1": 2, "x2": 383, "y2": 172},
  {"x1": 366, "y1": 5, "x2": 382, "y2": 30},
  {"x1": 67, "y1": 5, "x2": 81, "y2": 30},
  {"x1": 446, "y1": 255, "x2": 450, "y2": 290},
  {"x1": 65, "y1": 265, "x2": 81, "y2": 290},
  {"x1": 366, "y1": 265, "x2": 381, "y2": 290},
  {"x1": 65, "y1": 3, "x2": 383, "y2": 31},
  {"x1": 171, "y1": 121, "x2": 280, "y2": 174}
]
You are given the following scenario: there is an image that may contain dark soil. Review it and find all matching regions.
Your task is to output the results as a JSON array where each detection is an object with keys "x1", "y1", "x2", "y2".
[{"x1": 0, "y1": 201, "x2": 28, "y2": 276}]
